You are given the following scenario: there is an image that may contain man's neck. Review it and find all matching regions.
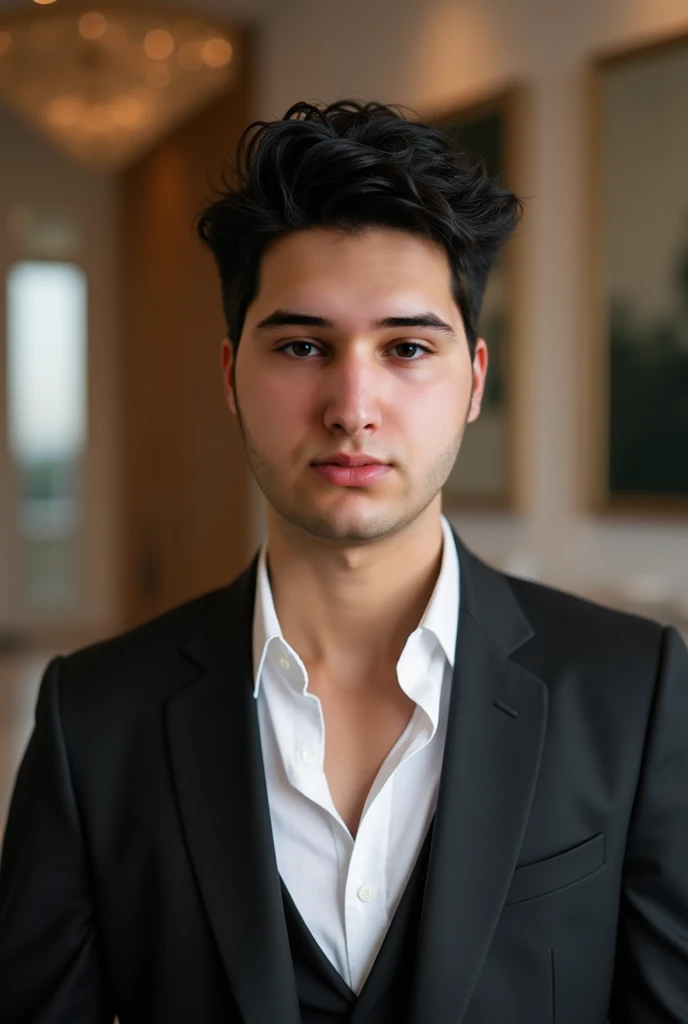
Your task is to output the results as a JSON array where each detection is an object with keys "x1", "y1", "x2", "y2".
[{"x1": 264, "y1": 508, "x2": 445, "y2": 689}]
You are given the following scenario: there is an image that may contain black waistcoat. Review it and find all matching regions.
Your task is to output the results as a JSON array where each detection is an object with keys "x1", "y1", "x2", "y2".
[{"x1": 280, "y1": 815, "x2": 435, "y2": 1024}]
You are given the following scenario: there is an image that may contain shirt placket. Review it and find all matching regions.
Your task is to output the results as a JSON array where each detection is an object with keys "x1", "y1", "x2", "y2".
[{"x1": 343, "y1": 779, "x2": 392, "y2": 992}]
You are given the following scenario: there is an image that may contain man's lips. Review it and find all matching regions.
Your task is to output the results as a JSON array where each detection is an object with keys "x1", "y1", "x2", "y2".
[
  {"x1": 311, "y1": 455, "x2": 388, "y2": 467},
  {"x1": 311, "y1": 462, "x2": 392, "y2": 486}
]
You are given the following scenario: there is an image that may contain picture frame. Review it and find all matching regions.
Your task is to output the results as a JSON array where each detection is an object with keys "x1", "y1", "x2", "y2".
[
  {"x1": 585, "y1": 32, "x2": 688, "y2": 516},
  {"x1": 425, "y1": 85, "x2": 531, "y2": 512}
]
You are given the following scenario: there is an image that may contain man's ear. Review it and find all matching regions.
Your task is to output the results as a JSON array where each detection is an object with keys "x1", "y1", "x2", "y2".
[
  {"x1": 220, "y1": 337, "x2": 237, "y2": 416},
  {"x1": 466, "y1": 337, "x2": 489, "y2": 424}
]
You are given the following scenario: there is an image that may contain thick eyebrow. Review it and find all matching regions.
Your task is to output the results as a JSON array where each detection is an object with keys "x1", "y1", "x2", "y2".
[{"x1": 253, "y1": 308, "x2": 458, "y2": 340}]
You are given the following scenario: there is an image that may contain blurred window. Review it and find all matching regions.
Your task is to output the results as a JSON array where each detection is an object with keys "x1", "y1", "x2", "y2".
[{"x1": 6, "y1": 261, "x2": 87, "y2": 606}]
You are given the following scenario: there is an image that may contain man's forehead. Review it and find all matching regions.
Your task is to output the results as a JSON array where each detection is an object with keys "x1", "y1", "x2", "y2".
[{"x1": 248, "y1": 228, "x2": 462, "y2": 331}]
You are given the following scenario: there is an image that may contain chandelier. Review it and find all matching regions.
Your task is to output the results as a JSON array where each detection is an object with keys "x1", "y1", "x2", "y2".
[{"x1": 0, "y1": 1, "x2": 239, "y2": 171}]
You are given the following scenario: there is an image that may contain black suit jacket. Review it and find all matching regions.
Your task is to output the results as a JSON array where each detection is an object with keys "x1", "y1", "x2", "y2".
[{"x1": 1, "y1": 527, "x2": 687, "y2": 1024}]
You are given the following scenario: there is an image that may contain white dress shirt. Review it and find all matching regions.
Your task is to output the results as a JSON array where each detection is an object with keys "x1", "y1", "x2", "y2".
[{"x1": 252, "y1": 513, "x2": 459, "y2": 995}]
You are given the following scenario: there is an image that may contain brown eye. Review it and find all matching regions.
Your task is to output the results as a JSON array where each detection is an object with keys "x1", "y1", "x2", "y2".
[
  {"x1": 393, "y1": 342, "x2": 432, "y2": 360},
  {"x1": 277, "y1": 341, "x2": 320, "y2": 358}
]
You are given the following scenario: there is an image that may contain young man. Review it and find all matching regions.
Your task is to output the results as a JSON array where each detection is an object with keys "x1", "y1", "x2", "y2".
[{"x1": 0, "y1": 100, "x2": 686, "y2": 1024}]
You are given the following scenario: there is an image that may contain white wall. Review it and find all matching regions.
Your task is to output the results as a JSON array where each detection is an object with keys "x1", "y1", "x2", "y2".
[
  {"x1": 252, "y1": 0, "x2": 688, "y2": 605},
  {"x1": 0, "y1": 102, "x2": 120, "y2": 641}
]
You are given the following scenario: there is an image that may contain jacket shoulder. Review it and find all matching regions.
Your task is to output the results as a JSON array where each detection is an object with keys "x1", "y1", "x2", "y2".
[
  {"x1": 57, "y1": 583, "x2": 234, "y2": 706},
  {"x1": 505, "y1": 571, "x2": 667, "y2": 656}
]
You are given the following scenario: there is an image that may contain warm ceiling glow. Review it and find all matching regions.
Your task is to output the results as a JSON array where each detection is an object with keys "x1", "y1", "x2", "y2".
[
  {"x1": 28, "y1": 21, "x2": 58, "y2": 48},
  {"x1": 143, "y1": 28, "x2": 174, "y2": 61},
  {"x1": 177, "y1": 39, "x2": 203, "y2": 70},
  {"x1": 98, "y1": 20, "x2": 127, "y2": 51},
  {"x1": 201, "y1": 37, "x2": 232, "y2": 68},
  {"x1": 45, "y1": 94, "x2": 84, "y2": 127},
  {"x1": 146, "y1": 62, "x2": 171, "y2": 88},
  {"x1": 33, "y1": 0, "x2": 58, "y2": 4},
  {"x1": 0, "y1": 8, "x2": 237, "y2": 170},
  {"x1": 78, "y1": 12, "x2": 107, "y2": 41},
  {"x1": 112, "y1": 94, "x2": 145, "y2": 128},
  {"x1": 82, "y1": 103, "x2": 116, "y2": 133}
]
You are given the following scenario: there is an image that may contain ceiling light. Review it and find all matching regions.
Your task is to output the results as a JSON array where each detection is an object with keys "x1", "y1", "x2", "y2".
[
  {"x1": 0, "y1": 7, "x2": 238, "y2": 170},
  {"x1": 143, "y1": 28, "x2": 174, "y2": 61},
  {"x1": 33, "y1": 0, "x2": 59, "y2": 5},
  {"x1": 78, "y1": 12, "x2": 108, "y2": 41},
  {"x1": 201, "y1": 38, "x2": 232, "y2": 68}
]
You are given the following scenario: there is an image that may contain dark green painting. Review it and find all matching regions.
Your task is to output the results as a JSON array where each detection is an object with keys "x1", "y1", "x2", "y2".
[{"x1": 598, "y1": 41, "x2": 688, "y2": 504}]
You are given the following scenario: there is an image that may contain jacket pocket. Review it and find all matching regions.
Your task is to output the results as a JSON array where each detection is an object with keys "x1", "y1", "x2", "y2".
[{"x1": 504, "y1": 832, "x2": 605, "y2": 906}]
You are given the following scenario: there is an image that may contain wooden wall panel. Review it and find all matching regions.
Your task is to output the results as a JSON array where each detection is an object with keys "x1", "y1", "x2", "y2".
[{"x1": 119, "y1": 29, "x2": 253, "y2": 629}]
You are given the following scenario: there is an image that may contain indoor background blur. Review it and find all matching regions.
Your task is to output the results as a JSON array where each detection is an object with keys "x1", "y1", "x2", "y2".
[{"x1": 1, "y1": 0, "x2": 687, "y2": 840}]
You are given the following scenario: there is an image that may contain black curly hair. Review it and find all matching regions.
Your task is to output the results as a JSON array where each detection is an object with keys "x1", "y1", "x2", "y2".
[{"x1": 196, "y1": 99, "x2": 522, "y2": 360}]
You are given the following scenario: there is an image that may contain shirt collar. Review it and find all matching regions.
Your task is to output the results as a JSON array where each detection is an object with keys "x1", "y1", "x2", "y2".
[{"x1": 252, "y1": 513, "x2": 459, "y2": 699}]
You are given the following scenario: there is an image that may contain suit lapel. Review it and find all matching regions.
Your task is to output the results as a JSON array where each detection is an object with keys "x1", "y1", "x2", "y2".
[
  {"x1": 408, "y1": 530, "x2": 548, "y2": 1024},
  {"x1": 166, "y1": 556, "x2": 302, "y2": 1024}
]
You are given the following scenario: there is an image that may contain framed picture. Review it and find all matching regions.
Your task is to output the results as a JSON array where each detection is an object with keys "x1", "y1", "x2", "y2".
[
  {"x1": 587, "y1": 33, "x2": 688, "y2": 515},
  {"x1": 427, "y1": 86, "x2": 530, "y2": 511}
]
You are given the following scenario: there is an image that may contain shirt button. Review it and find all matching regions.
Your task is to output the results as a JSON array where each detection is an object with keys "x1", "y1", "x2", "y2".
[
  {"x1": 357, "y1": 885, "x2": 376, "y2": 902},
  {"x1": 301, "y1": 747, "x2": 316, "y2": 763},
  {"x1": 279, "y1": 656, "x2": 291, "y2": 670}
]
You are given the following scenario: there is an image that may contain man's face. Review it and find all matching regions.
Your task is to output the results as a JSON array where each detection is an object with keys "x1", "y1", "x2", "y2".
[{"x1": 221, "y1": 226, "x2": 488, "y2": 545}]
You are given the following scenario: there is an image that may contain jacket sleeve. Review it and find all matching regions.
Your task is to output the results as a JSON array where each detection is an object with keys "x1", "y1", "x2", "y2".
[
  {"x1": 0, "y1": 656, "x2": 115, "y2": 1024},
  {"x1": 609, "y1": 625, "x2": 688, "y2": 1022}
]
